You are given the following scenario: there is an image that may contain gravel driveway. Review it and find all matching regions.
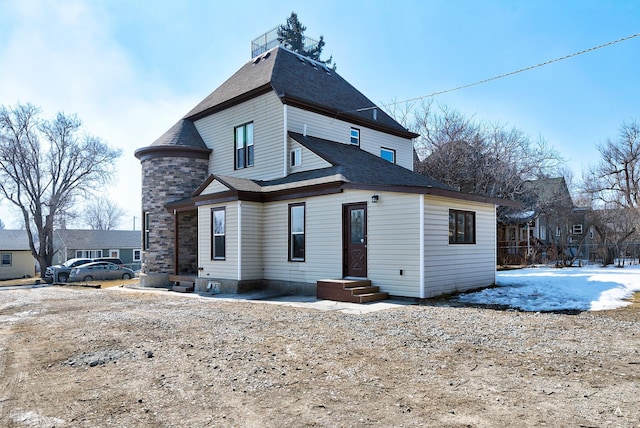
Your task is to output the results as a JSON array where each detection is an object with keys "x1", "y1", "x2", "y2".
[{"x1": 1, "y1": 285, "x2": 639, "y2": 427}]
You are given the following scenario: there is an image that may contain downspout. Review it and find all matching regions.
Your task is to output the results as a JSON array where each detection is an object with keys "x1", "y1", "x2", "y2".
[
  {"x1": 283, "y1": 104, "x2": 288, "y2": 177},
  {"x1": 237, "y1": 201, "x2": 242, "y2": 281},
  {"x1": 419, "y1": 195, "x2": 425, "y2": 299}
]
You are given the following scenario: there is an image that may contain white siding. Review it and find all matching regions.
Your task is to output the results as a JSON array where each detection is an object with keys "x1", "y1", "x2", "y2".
[
  {"x1": 194, "y1": 92, "x2": 285, "y2": 180},
  {"x1": 197, "y1": 203, "x2": 239, "y2": 281},
  {"x1": 366, "y1": 192, "x2": 422, "y2": 297},
  {"x1": 423, "y1": 196, "x2": 497, "y2": 298},
  {"x1": 262, "y1": 190, "x2": 422, "y2": 296},
  {"x1": 287, "y1": 138, "x2": 331, "y2": 174},
  {"x1": 200, "y1": 179, "x2": 230, "y2": 195},
  {"x1": 287, "y1": 106, "x2": 414, "y2": 170},
  {"x1": 239, "y1": 201, "x2": 263, "y2": 280},
  {"x1": 196, "y1": 190, "x2": 496, "y2": 298}
]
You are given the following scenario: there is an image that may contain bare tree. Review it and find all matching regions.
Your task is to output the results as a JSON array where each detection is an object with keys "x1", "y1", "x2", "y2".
[
  {"x1": 590, "y1": 206, "x2": 637, "y2": 266},
  {"x1": 84, "y1": 197, "x2": 126, "y2": 230},
  {"x1": 584, "y1": 120, "x2": 640, "y2": 209},
  {"x1": 0, "y1": 103, "x2": 121, "y2": 274},
  {"x1": 398, "y1": 100, "x2": 565, "y2": 220}
]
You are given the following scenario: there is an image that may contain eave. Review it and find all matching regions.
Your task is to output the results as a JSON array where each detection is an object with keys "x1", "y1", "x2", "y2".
[
  {"x1": 134, "y1": 145, "x2": 211, "y2": 162},
  {"x1": 280, "y1": 95, "x2": 419, "y2": 139},
  {"x1": 184, "y1": 84, "x2": 274, "y2": 121}
]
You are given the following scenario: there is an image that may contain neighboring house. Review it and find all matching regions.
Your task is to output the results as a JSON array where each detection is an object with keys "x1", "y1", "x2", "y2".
[
  {"x1": 0, "y1": 230, "x2": 36, "y2": 280},
  {"x1": 135, "y1": 45, "x2": 508, "y2": 299},
  {"x1": 53, "y1": 229, "x2": 141, "y2": 269},
  {"x1": 498, "y1": 177, "x2": 595, "y2": 264}
]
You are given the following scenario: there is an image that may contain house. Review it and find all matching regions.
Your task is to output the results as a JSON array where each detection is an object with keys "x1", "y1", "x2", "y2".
[
  {"x1": 53, "y1": 229, "x2": 141, "y2": 269},
  {"x1": 498, "y1": 177, "x2": 595, "y2": 265},
  {"x1": 135, "y1": 45, "x2": 508, "y2": 299},
  {"x1": 0, "y1": 230, "x2": 36, "y2": 280}
]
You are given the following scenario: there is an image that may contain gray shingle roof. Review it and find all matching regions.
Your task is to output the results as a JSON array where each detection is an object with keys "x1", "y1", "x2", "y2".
[
  {"x1": 54, "y1": 230, "x2": 141, "y2": 249},
  {"x1": 0, "y1": 230, "x2": 31, "y2": 251},
  {"x1": 149, "y1": 119, "x2": 207, "y2": 149},
  {"x1": 192, "y1": 133, "x2": 451, "y2": 195},
  {"x1": 183, "y1": 47, "x2": 414, "y2": 137},
  {"x1": 285, "y1": 133, "x2": 451, "y2": 189}
]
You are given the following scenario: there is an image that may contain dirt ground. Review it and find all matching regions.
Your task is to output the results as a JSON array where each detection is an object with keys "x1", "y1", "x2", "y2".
[{"x1": 1, "y1": 282, "x2": 639, "y2": 427}]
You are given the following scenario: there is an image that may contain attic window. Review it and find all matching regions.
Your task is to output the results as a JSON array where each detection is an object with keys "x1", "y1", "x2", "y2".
[
  {"x1": 290, "y1": 148, "x2": 301, "y2": 167},
  {"x1": 350, "y1": 127, "x2": 360, "y2": 146}
]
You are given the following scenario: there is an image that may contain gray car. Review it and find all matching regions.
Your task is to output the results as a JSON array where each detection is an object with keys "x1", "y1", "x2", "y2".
[{"x1": 69, "y1": 262, "x2": 135, "y2": 282}]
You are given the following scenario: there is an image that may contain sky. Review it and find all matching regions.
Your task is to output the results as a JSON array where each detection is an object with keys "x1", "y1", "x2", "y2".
[
  {"x1": 0, "y1": 0, "x2": 638, "y2": 230},
  {"x1": 458, "y1": 264, "x2": 640, "y2": 312}
]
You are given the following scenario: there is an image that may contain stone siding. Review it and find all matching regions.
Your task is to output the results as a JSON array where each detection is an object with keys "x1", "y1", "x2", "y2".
[{"x1": 140, "y1": 156, "x2": 208, "y2": 276}]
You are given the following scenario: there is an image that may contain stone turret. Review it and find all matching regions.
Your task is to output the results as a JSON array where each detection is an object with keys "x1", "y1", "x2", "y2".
[{"x1": 134, "y1": 119, "x2": 210, "y2": 287}]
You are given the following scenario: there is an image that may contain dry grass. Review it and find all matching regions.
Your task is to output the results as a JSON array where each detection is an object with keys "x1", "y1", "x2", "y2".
[{"x1": 0, "y1": 276, "x2": 139, "y2": 288}]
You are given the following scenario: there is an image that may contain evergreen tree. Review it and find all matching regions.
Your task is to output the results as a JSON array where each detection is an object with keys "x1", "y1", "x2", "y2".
[{"x1": 277, "y1": 12, "x2": 335, "y2": 69}]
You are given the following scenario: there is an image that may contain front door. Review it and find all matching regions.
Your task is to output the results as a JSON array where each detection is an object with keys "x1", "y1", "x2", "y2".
[{"x1": 343, "y1": 203, "x2": 367, "y2": 278}]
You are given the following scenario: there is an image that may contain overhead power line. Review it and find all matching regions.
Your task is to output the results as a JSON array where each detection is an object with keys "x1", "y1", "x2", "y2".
[{"x1": 356, "y1": 32, "x2": 640, "y2": 112}]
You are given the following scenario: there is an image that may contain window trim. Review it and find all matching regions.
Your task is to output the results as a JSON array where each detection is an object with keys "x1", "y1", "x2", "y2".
[
  {"x1": 75, "y1": 250, "x2": 103, "y2": 258},
  {"x1": 350, "y1": 127, "x2": 360, "y2": 146},
  {"x1": 211, "y1": 207, "x2": 226, "y2": 260},
  {"x1": 1, "y1": 253, "x2": 11, "y2": 267},
  {"x1": 448, "y1": 209, "x2": 476, "y2": 244},
  {"x1": 234, "y1": 122, "x2": 254, "y2": 169},
  {"x1": 572, "y1": 224, "x2": 583, "y2": 235},
  {"x1": 288, "y1": 203, "x2": 306, "y2": 262},
  {"x1": 290, "y1": 147, "x2": 301, "y2": 167},
  {"x1": 380, "y1": 147, "x2": 396, "y2": 163},
  {"x1": 133, "y1": 249, "x2": 142, "y2": 262},
  {"x1": 144, "y1": 212, "x2": 150, "y2": 250}
]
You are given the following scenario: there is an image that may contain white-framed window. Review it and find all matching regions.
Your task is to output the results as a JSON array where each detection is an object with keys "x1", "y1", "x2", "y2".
[
  {"x1": 380, "y1": 147, "x2": 396, "y2": 163},
  {"x1": 350, "y1": 127, "x2": 360, "y2": 146},
  {"x1": 289, "y1": 203, "x2": 305, "y2": 261},
  {"x1": 1, "y1": 253, "x2": 11, "y2": 267},
  {"x1": 235, "y1": 122, "x2": 254, "y2": 169},
  {"x1": 555, "y1": 226, "x2": 562, "y2": 237},
  {"x1": 572, "y1": 224, "x2": 583, "y2": 235},
  {"x1": 290, "y1": 148, "x2": 302, "y2": 167},
  {"x1": 76, "y1": 250, "x2": 102, "y2": 258},
  {"x1": 589, "y1": 226, "x2": 594, "y2": 239},
  {"x1": 133, "y1": 249, "x2": 141, "y2": 262},
  {"x1": 211, "y1": 207, "x2": 226, "y2": 260}
]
